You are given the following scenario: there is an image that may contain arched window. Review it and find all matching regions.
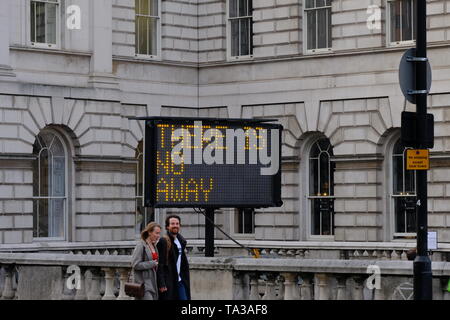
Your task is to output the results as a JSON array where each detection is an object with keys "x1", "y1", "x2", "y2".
[
  {"x1": 391, "y1": 139, "x2": 416, "y2": 237},
  {"x1": 32, "y1": 130, "x2": 67, "y2": 239},
  {"x1": 308, "y1": 138, "x2": 335, "y2": 236},
  {"x1": 135, "y1": 141, "x2": 154, "y2": 235}
]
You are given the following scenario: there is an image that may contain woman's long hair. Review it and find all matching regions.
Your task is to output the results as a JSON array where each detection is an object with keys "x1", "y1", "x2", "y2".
[{"x1": 141, "y1": 222, "x2": 161, "y2": 241}]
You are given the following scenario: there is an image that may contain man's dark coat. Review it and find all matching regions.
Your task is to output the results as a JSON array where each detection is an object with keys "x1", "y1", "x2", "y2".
[{"x1": 156, "y1": 232, "x2": 191, "y2": 300}]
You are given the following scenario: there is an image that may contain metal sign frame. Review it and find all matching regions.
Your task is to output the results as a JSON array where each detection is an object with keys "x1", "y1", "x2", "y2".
[{"x1": 143, "y1": 117, "x2": 283, "y2": 209}]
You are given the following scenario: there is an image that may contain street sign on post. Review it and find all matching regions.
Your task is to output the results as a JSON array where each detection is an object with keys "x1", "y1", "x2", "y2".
[
  {"x1": 401, "y1": 111, "x2": 434, "y2": 149},
  {"x1": 406, "y1": 149, "x2": 429, "y2": 170},
  {"x1": 399, "y1": 48, "x2": 432, "y2": 105}
]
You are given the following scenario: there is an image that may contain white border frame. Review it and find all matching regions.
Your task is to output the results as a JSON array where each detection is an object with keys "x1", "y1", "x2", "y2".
[
  {"x1": 134, "y1": 0, "x2": 162, "y2": 61},
  {"x1": 300, "y1": 134, "x2": 335, "y2": 241},
  {"x1": 303, "y1": 0, "x2": 333, "y2": 55},
  {"x1": 226, "y1": 0, "x2": 254, "y2": 61},
  {"x1": 32, "y1": 128, "x2": 70, "y2": 242},
  {"x1": 386, "y1": 0, "x2": 416, "y2": 48},
  {"x1": 28, "y1": 0, "x2": 61, "y2": 49}
]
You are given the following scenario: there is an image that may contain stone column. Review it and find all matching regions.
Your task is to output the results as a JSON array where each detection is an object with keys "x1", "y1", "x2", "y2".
[
  {"x1": 335, "y1": 275, "x2": 348, "y2": 300},
  {"x1": 299, "y1": 273, "x2": 313, "y2": 300},
  {"x1": 0, "y1": 0, "x2": 14, "y2": 77},
  {"x1": 316, "y1": 274, "x2": 329, "y2": 300},
  {"x1": 88, "y1": 268, "x2": 102, "y2": 300},
  {"x1": 441, "y1": 278, "x2": 450, "y2": 301},
  {"x1": 88, "y1": 0, "x2": 117, "y2": 88},
  {"x1": 117, "y1": 269, "x2": 131, "y2": 300},
  {"x1": 261, "y1": 273, "x2": 277, "y2": 300},
  {"x1": 232, "y1": 271, "x2": 245, "y2": 300},
  {"x1": 352, "y1": 276, "x2": 365, "y2": 300},
  {"x1": 74, "y1": 268, "x2": 88, "y2": 300},
  {"x1": 281, "y1": 272, "x2": 300, "y2": 300},
  {"x1": 102, "y1": 268, "x2": 117, "y2": 300},
  {"x1": 2, "y1": 265, "x2": 16, "y2": 300},
  {"x1": 0, "y1": 266, "x2": 5, "y2": 299},
  {"x1": 248, "y1": 273, "x2": 260, "y2": 300},
  {"x1": 61, "y1": 267, "x2": 75, "y2": 300}
]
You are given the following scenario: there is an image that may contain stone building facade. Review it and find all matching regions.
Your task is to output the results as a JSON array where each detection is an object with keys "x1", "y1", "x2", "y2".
[{"x1": 0, "y1": 0, "x2": 450, "y2": 250}]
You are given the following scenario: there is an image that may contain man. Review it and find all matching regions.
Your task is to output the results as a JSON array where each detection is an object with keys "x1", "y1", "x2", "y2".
[{"x1": 156, "y1": 214, "x2": 191, "y2": 300}]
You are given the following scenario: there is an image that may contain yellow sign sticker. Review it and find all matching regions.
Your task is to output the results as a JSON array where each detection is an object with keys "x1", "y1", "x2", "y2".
[{"x1": 406, "y1": 149, "x2": 430, "y2": 170}]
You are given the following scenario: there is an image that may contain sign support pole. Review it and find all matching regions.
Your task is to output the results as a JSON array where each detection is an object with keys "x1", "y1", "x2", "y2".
[
  {"x1": 414, "y1": 0, "x2": 432, "y2": 300},
  {"x1": 205, "y1": 208, "x2": 215, "y2": 257}
]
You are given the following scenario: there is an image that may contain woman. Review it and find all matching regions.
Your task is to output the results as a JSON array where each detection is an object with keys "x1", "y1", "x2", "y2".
[{"x1": 131, "y1": 222, "x2": 161, "y2": 300}]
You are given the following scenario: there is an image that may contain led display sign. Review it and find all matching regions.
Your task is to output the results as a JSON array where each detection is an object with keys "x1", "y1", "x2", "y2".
[{"x1": 144, "y1": 118, "x2": 283, "y2": 208}]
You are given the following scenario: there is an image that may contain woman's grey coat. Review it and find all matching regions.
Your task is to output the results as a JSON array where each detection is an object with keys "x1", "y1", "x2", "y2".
[{"x1": 131, "y1": 240, "x2": 159, "y2": 300}]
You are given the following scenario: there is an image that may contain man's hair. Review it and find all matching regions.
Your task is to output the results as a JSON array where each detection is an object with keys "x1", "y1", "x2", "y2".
[{"x1": 165, "y1": 214, "x2": 181, "y2": 229}]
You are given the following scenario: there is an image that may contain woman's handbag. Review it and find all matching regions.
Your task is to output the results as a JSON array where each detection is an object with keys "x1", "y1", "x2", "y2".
[
  {"x1": 125, "y1": 246, "x2": 147, "y2": 298},
  {"x1": 124, "y1": 281, "x2": 145, "y2": 298}
]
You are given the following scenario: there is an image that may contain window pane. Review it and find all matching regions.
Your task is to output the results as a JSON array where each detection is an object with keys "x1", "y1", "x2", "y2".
[
  {"x1": 240, "y1": 19, "x2": 250, "y2": 56},
  {"x1": 311, "y1": 199, "x2": 321, "y2": 235},
  {"x1": 40, "y1": 149, "x2": 50, "y2": 197},
  {"x1": 317, "y1": 8, "x2": 328, "y2": 49},
  {"x1": 230, "y1": 0, "x2": 238, "y2": 18},
  {"x1": 307, "y1": 11, "x2": 316, "y2": 50},
  {"x1": 149, "y1": 17, "x2": 158, "y2": 55},
  {"x1": 46, "y1": 2, "x2": 57, "y2": 44},
  {"x1": 35, "y1": 2, "x2": 46, "y2": 43},
  {"x1": 321, "y1": 200, "x2": 332, "y2": 235},
  {"x1": 53, "y1": 156, "x2": 65, "y2": 196},
  {"x1": 395, "y1": 198, "x2": 406, "y2": 233},
  {"x1": 319, "y1": 152, "x2": 330, "y2": 195},
  {"x1": 402, "y1": 0, "x2": 413, "y2": 41},
  {"x1": 231, "y1": 20, "x2": 240, "y2": 56},
  {"x1": 305, "y1": 0, "x2": 315, "y2": 9},
  {"x1": 393, "y1": 154, "x2": 404, "y2": 194},
  {"x1": 316, "y1": 0, "x2": 325, "y2": 7},
  {"x1": 149, "y1": 0, "x2": 158, "y2": 16},
  {"x1": 239, "y1": 0, "x2": 247, "y2": 17},
  {"x1": 37, "y1": 198, "x2": 49, "y2": 238},
  {"x1": 244, "y1": 208, "x2": 254, "y2": 234},
  {"x1": 140, "y1": 0, "x2": 149, "y2": 15},
  {"x1": 310, "y1": 159, "x2": 319, "y2": 195},
  {"x1": 31, "y1": 2, "x2": 36, "y2": 42},
  {"x1": 137, "y1": 16, "x2": 148, "y2": 54},
  {"x1": 404, "y1": 169, "x2": 415, "y2": 193},
  {"x1": 327, "y1": 6, "x2": 332, "y2": 47},
  {"x1": 135, "y1": 0, "x2": 140, "y2": 14},
  {"x1": 49, "y1": 198, "x2": 65, "y2": 237},
  {"x1": 390, "y1": 1, "x2": 401, "y2": 42}
]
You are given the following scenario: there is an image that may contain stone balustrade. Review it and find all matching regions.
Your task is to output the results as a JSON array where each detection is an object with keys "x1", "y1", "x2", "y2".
[
  {"x1": 2, "y1": 240, "x2": 450, "y2": 263},
  {"x1": 0, "y1": 253, "x2": 449, "y2": 300},
  {"x1": 0, "y1": 253, "x2": 133, "y2": 300}
]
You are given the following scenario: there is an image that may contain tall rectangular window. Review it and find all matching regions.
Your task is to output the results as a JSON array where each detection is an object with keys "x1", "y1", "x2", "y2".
[
  {"x1": 135, "y1": 0, "x2": 159, "y2": 56},
  {"x1": 391, "y1": 140, "x2": 417, "y2": 238},
  {"x1": 388, "y1": 0, "x2": 416, "y2": 44},
  {"x1": 228, "y1": 0, "x2": 253, "y2": 58},
  {"x1": 234, "y1": 208, "x2": 255, "y2": 234},
  {"x1": 305, "y1": 0, "x2": 332, "y2": 52},
  {"x1": 30, "y1": 0, "x2": 59, "y2": 46}
]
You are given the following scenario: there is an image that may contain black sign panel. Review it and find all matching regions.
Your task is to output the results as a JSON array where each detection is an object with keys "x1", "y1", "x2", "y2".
[{"x1": 144, "y1": 119, "x2": 283, "y2": 208}]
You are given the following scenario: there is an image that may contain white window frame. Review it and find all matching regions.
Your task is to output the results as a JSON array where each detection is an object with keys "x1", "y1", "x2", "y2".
[
  {"x1": 33, "y1": 129, "x2": 69, "y2": 241},
  {"x1": 229, "y1": 208, "x2": 255, "y2": 240},
  {"x1": 303, "y1": 0, "x2": 333, "y2": 54},
  {"x1": 29, "y1": 0, "x2": 60, "y2": 49},
  {"x1": 307, "y1": 138, "x2": 335, "y2": 240},
  {"x1": 390, "y1": 140, "x2": 417, "y2": 240},
  {"x1": 387, "y1": 0, "x2": 416, "y2": 47},
  {"x1": 226, "y1": 0, "x2": 253, "y2": 61},
  {"x1": 135, "y1": 0, "x2": 161, "y2": 60}
]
